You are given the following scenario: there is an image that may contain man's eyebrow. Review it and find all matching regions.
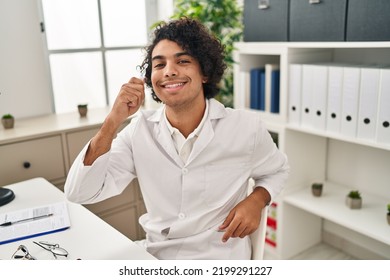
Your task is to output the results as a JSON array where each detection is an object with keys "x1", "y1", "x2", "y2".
[
  {"x1": 175, "y1": 52, "x2": 191, "y2": 57},
  {"x1": 152, "y1": 52, "x2": 191, "y2": 61}
]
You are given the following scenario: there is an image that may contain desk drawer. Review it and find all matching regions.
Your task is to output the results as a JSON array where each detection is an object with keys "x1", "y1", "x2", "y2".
[{"x1": 0, "y1": 136, "x2": 65, "y2": 186}]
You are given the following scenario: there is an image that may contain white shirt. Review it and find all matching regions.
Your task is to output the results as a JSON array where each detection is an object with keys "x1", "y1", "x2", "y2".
[
  {"x1": 164, "y1": 99, "x2": 209, "y2": 163},
  {"x1": 64, "y1": 98, "x2": 289, "y2": 260}
]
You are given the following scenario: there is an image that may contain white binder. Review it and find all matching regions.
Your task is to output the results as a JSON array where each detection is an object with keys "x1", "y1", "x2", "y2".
[
  {"x1": 376, "y1": 68, "x2": 390, "y2": 144},
  {"x1": 288, "y1": 64, "x2": 302, "y2": 125},
  {"x1": 310, "y1": 65, "x2": 328, "y2": 131},
  {"x1": 265, "y1": 63, "x2": 280, "y2": 113},
  {"x1": 300, "y1": 64, "x2": 313, "y2": 128},
  {"x1": 238, "y1": 71, "x2": 250, "y2": 109},
  {"x1": 326, "y1": 65, "x2": 344, "y2": 134},
  {"x1": 341, "y1": 66, "x2": 361, "y2": 138},
  {"x1": 301, "y1": 64, "x2": 328, "y2": 130},
  {"x1": 357, "y1": 67, "x2": 381, "y2": 141}
]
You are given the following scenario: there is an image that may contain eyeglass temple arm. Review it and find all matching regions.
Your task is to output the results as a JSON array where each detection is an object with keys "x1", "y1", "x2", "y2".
[{"x1": 33, "y1": 241, "x2": 58, "y2": 258}]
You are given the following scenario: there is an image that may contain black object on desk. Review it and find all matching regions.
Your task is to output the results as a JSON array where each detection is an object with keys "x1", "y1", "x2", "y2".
[{"x1": 0, "y1": 188, "x2": 15, "y2": 207}]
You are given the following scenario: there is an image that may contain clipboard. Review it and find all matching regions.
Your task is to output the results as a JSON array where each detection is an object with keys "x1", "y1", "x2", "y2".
[{"x1": 0, "y1": 201, "x2": 71, "y2": 245}]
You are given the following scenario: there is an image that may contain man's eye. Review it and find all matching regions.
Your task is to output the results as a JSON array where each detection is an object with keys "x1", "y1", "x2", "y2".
[
  {"x1": 178, "y1": 59, "x2": 190, "y2": 64},
  {"x1": 153, "y1": 63, "x2": 164, "y2": 68}
]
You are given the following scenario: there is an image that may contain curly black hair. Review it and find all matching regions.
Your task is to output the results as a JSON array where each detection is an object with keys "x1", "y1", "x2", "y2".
[{"x1": 139, "y1": 18, "x2": 227, "y2": 103}]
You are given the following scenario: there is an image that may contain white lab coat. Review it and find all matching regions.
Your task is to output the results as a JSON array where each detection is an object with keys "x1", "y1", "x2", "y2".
[{"x1": 64, "y1": 99, "x2": 289, "y2": 259}]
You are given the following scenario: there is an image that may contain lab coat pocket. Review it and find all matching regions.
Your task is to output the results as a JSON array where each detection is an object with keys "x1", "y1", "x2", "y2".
[{"x1": 204, "y1": 162, "x2": 250, "y2": 208}]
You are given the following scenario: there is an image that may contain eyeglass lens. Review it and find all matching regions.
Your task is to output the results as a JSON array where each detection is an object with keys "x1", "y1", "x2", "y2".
[
  {"x1": 50, "y1": 247, "x2": 68, "y2": 256},
  {"x1": 12, "y1": 245, "x2": 36, "y2": 260}
]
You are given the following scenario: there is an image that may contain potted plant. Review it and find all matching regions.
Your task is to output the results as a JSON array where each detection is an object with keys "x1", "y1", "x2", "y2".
[
  {"x1": 1, "y1": 113, "x2": 15, "y2": 129},
  {"x1": 387, "y1": 204, "x2": 390, "y2": 225},
  {"x1": 77, "y1": 104, "x2": 88, "y2": 117},
  {"x1": 346, "y1": 190, "x2": 362, "y2": 209},
  {"x1": 311, "y1": 182, "x2": 323, "y2": 197}
]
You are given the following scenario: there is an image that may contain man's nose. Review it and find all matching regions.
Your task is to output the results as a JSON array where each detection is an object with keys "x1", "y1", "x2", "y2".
[{"x1": 164, "y1": 62, "x2": 178, "y2": 77}]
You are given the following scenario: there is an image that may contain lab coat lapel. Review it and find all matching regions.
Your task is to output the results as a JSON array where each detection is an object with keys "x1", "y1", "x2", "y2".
[
  {"x1": 186, "y1": 99, "x2": 226, "y2": 165},
  {"x1": 186, "y1": 120, "x2": 214, "y2": 165},
  {"x1": 148, "y1": 109, "x2": 184, "y2": 167}
]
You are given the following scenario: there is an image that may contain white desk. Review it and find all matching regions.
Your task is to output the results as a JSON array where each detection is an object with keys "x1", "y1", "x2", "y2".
[{"x1": 0, "y1": 177, "x2": 155, "y2": 260}]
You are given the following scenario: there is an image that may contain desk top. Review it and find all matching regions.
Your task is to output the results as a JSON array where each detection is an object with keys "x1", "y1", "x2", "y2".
[{"x1": 0, "y1": 178, "x2": 155, "y2": 260}]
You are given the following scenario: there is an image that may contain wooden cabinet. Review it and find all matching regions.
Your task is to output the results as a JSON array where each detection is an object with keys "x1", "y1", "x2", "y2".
[
  {"x1": 234, "y1": 42, "x2": 390, "y2": 259},
  {"x1": 0, "y1": 107, "x2": 146, "y2": 241}
]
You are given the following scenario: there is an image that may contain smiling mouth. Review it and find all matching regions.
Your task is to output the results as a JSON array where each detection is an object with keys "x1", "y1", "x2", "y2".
[{"x1": 162, "y1": 82, "x2": 186, "y2": 89}]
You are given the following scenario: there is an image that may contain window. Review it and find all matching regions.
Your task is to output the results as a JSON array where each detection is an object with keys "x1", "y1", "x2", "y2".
[{"x1": 41, "y1": 0, "x2": 156, "y2": 114}]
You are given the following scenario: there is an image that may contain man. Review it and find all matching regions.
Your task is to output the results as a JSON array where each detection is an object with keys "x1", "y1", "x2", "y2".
[{"x1": 64, "y1": 18, "x2": 289, "y2": 259}]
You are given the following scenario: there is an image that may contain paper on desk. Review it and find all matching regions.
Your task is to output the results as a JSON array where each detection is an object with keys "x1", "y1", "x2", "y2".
[{"x1": 0, "y1": 201, "x2": 71, "y2": 245}]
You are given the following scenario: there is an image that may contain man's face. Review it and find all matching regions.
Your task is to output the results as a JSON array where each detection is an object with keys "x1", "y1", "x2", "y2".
[{"x1": 150, "y1": 39, "x2": 207, "y2": 109}]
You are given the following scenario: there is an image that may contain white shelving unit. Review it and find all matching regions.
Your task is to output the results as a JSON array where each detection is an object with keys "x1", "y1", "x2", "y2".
[
  {"x1": 234, "y1": 42, "x2": 390, "y2": 259},
  {"x1": 284, "y1": 182, "x2": 389, "y2": 245}
]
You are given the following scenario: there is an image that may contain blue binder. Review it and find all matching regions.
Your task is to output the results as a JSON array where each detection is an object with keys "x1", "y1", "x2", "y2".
[
  {"x1": 270, "y1": 70, "x2": 280, "y2": 113},
  {"x1": 250, "y1": 68, "x2": 265, "y2": 110}
]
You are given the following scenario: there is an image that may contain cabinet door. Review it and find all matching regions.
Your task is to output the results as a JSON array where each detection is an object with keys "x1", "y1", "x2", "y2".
[
  {"x1": 66, "y1": 127, "x2": 99, "y2": 166},
  {"x1": 100, "y1": 204, "x2": 140, "y2": 241},
  {"x1": 66, "y1": 121, "x2": 129, "y2": 167},
  {"x1": 0, "y1": 136, "x2": 65, "y2": 186},
  {"x1": 82, "y1": 179, "x2": 145, "y2": 240}
]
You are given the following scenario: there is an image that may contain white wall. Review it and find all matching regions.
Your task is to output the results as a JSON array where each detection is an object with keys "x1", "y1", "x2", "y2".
[
  {"x1": 0, "y1": 0, "x2": 53, "y2": 119},
  {"x1": 0, "y1": 0, "x2": 174, "y2": 120},
  {"x1": 157, "y1": 0, "x2": 174, "y2": 21}
]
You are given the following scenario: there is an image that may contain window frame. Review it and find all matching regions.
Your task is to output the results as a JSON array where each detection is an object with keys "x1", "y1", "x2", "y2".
[{"x1": 39, "y1": 0, "x2": 158, "y2": 112}]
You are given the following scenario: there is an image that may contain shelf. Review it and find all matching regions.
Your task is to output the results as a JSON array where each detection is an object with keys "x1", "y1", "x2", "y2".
[
  {"x1": 286, "y1": 124, "x2": 390, "y2": 152},
  {"x1": 284, "y1": 182, "x2": 390, "y2": 245}
]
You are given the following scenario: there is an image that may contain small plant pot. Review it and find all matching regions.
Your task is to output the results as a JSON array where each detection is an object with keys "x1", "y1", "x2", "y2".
[
  {"x1": 78, "y1": 105, "x2": 88, "y2": 117},
  {"x1": 346, "y1": 196, "x2": 362, "y2": 209},
  {"x1": 1, "y1": 118, "x2": 14, "y2": 129},
  {"x1": 311, "y1": 183, "x2": 323, "y2": 197},
  {"x1": 387, "y1": 214, "x2": 390, "y2": 225}
]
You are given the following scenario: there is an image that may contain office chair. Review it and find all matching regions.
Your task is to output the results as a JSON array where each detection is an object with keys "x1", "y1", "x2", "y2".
[
  {"x1": 250, "y1": 205, "x2": 269, "y2": 260},
  {"x1": 247, "y1": 178, "x2": 269, "y2": 260}
]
